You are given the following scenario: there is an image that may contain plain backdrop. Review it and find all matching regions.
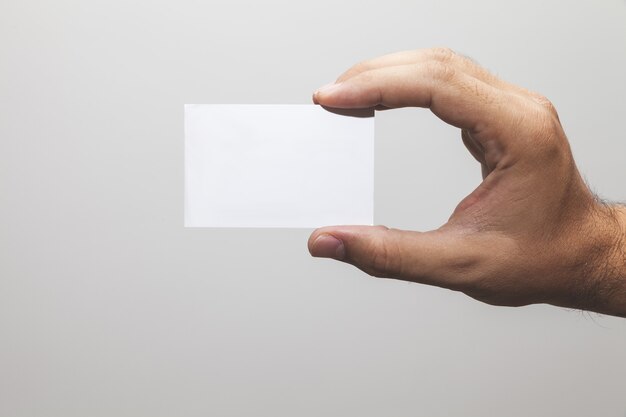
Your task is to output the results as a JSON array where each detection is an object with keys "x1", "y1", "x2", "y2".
[{"x1": 1, "y1": 1, "x2": 625, "y2": 416}]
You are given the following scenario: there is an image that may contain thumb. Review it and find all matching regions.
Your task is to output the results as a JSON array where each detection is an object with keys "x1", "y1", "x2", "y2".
[{"x1": 308, "y1": 225, "x2": 481, "y2": 290}]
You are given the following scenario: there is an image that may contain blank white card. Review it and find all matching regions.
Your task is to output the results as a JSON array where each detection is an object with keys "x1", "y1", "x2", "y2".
[{"x1": 184, "y1": 104, "x2": 374, "y2": 228}]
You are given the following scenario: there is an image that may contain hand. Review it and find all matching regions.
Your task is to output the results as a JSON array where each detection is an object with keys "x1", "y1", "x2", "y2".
[{"x1": 308, "y1": 48, "x2": 626, "y2": 317}]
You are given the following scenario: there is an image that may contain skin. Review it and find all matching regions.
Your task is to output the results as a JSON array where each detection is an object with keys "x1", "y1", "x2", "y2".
[{"x1": 307, "y1": 48, "x2": 626, "y2": 318}]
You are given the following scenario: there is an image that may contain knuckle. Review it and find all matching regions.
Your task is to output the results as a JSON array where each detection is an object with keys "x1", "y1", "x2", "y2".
[
  {"x1": 533, "y1": 107, "x2": 566, "y2": 150},
  {"x1": 534, "y1": 94, "x2": 559, "y2": 117},
  {"x1": 429, "y1": 47, "x2": 457, "y2": 62},
  {"x1": 365, "y1": 236, "x2": 402, "y2": 278},
  {"x1": 511, "y1": 95, "x2": 566, "y2": 161},
  {"x1": 369, "y1": 245, "x2": 390, "y2": 276},
  {"x1": 423, "y1": 61, "x2": 456, "y2": 83}
]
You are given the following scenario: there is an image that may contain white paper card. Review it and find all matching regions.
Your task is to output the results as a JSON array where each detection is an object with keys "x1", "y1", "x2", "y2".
[{"x1": 185, "y1": 104, "x2": 374, "y2": 228}]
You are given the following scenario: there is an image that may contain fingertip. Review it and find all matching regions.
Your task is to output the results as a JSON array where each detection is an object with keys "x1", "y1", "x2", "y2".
[
  {"x1": 308, "y1": 225, "x2": 385, "y2": 261},
  {"x1": 313, "y1": 83, "x2": 343, "y2": 105},
  {"x1": 307, "y1": 229, "x2": 321, "y2": 251},
  {"x1": 308, "y1": 233, "x2": 346, "y2": 260}
]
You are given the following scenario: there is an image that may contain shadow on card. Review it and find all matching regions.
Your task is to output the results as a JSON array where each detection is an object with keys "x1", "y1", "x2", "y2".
[{"x1": 320, "y1": 106, "x2": 375, "y2": 118}]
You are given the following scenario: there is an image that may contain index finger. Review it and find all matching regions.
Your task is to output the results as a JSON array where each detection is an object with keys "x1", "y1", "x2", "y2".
[{"x1": 313, "y1": 62, "x2": 526, "y2": 143}]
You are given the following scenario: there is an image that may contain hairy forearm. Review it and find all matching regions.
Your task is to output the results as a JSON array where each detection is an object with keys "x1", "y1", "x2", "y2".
[{"x1": 579, "y1": 204, "x2": 626, "y2": 317}]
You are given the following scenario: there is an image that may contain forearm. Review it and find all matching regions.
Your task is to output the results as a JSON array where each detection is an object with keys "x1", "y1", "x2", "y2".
[{"x1": 577, "y1": 204, "x2": 626, "y2": 317}]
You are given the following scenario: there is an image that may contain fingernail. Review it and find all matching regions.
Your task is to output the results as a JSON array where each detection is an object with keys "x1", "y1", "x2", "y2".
[
  {"x1": 311, "y1": 234, "x2": 345, "y2": 260},
  {"x1": 314, "y1": 83, "x2": 342, "y2": 98}
]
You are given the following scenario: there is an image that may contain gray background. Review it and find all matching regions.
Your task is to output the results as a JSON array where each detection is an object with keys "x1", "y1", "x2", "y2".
[{"x1": 1, "y1": 0, "x2": 625, "y2": 416}]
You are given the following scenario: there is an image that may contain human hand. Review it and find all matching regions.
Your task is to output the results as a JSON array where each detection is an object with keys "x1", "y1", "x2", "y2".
[{"x1": 308, "y1": 48, "x2": 626, "y2": 317}]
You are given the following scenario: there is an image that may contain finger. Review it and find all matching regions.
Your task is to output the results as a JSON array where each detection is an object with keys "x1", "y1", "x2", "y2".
[
  {"x1": 314, "y1": 63, "x2": 524, "y2": 138},
  {"x1": 335, "y1": 48, "x2": 542, "y2": 103},
  {"x1": 308, "y1": 225, "x2": 483, "y2": 291},
  {"x1": 335, "y1": 49, "x2": 443, "y2": 83}
]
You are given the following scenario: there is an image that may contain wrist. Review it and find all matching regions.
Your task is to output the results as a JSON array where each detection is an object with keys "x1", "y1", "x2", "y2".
[{"x1": 574, "y1": 203, "x2": 626, "y2": 317}]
